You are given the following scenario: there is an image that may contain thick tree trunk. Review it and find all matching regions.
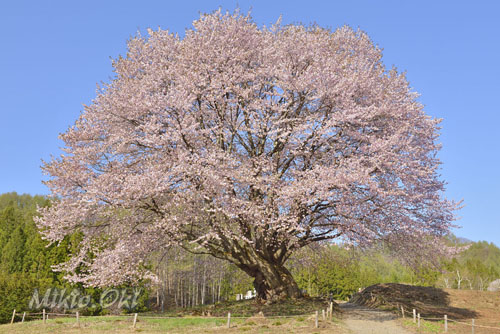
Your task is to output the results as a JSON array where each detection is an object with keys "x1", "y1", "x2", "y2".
[{"x1": 237, "y1": 257, "x2": 302, "y2": 302}]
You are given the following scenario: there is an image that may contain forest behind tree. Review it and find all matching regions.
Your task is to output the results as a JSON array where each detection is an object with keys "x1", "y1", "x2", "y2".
[{"x1": 0, "y1": 192, "x2": 498, "y2": 323}]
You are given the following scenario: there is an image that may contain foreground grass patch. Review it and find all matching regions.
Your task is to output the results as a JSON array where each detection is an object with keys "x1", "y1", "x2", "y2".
[
  {"x1": 401, "y1": 319, "x2": 443, "y2": 333},
  {"x1": 0, "y1": 313, "x2": 344, "y2": 334},
  {"x1": 0, "y1": 316, "x2": 241, "y2": 333}
]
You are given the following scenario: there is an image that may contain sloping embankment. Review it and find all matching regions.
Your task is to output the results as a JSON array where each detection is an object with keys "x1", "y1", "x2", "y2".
[{"x1": 349, "y1": 283, "x2": 476, "y2": 319}]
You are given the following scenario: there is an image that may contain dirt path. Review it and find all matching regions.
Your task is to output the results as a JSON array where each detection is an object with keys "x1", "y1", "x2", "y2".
[{"x1": 340, "y1": 303, "x2": 413, "y2": 334}]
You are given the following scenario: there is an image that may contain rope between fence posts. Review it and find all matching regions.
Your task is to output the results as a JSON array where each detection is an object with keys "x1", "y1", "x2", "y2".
[
  {"x1": 391, "y1": 304, "x2": 500, "y2": 331},
  {"x1": 446, "y1": 318, "x2": 500, "y2": 330},
  {"x1": 78, "y1": 314, "x2": 135, "y2": 318},
  {"x1": 30, "y1": 305, "x2": 500, "y2": 331},
  {"x1": 402, "y1": 311, "x2": 500, "y2": 331},
  {"x1": 136, "y1": 314, "x2": 315, "y2": 320},
  {"x1": 15, "y1": 310, "x2": 331, "y2": 323}
]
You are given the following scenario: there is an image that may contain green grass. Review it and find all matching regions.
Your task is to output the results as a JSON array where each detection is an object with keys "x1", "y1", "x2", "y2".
[
  {"x1": 0, "y1": 315, "x2": 246, "y2": 333},
  {"x1": 402, "y1": 319, "x2": 443, "y2": 333},
  {"x1": 0, "y1": 299, "x2": 340, "y2": 334},
  {"x1": 0, "y1": 313, "x2": 342, "y2": 334},
  {"x1": 140, "y1": 316, "x2": 245, "y2": 331}
]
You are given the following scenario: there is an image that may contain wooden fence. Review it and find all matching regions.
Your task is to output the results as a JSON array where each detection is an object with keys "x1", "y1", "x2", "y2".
[{"x1": 8, "y1": 302, "x2": 337, "y2": 329}]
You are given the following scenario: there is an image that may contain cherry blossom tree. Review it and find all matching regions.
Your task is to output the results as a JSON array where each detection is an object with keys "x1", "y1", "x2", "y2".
[{"x1": 37, "y1": 10, "x2": 457, "y2": 301}]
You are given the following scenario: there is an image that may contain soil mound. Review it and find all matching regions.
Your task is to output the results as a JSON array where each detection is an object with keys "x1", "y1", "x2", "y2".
[
  {"x1": 186, "y1": 297, "x2": 340, "y2": 317},
  {"x1": 349, "y1": 283, "x2": 477, "y2": 319}
]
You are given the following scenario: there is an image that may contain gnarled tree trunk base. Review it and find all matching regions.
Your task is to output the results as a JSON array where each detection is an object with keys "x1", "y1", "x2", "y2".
[{"x1": 237, "y1": 259, "x2": 302, "y2": 303}]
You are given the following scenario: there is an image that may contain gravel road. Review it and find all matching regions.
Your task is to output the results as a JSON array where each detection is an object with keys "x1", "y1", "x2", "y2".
[{"x1": 340, "y1": 303, "x2": 413, "y2": 334}]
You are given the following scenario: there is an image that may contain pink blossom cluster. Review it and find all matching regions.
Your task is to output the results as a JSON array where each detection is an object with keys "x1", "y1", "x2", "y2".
[{"x1": 37, "y1": 10, "x2": 458, "y2": 286}]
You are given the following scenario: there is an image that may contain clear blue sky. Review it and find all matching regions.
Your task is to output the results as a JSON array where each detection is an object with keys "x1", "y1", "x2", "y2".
[{"x1": 1, "y1": 1, "x2": 499, "y2": 245}]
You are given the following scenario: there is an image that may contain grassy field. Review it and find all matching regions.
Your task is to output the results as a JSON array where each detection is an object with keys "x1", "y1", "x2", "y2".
[
  {"x1": 11, "y1": 286, "x2": 500, "y2": 333},
  {"x1": 0, "y1": 314, "x2": 346, "y2": 333},
  {"x1": 0, "y1": 297, "x2": 347, "y2": 333}
]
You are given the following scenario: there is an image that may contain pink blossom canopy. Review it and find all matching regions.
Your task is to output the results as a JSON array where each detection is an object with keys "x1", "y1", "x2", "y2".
[{"x1": 37, "y1": 10, "x2": 457, "y2": 288}]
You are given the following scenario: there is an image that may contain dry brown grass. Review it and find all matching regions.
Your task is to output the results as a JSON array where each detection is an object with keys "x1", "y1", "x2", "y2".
[
  {"x1": 351, "y1": 284, "x2": 500, "y2": 334},
  {"x1": 0, "y1": 313, "x2": 347, "y2": 334},
  {"x1": 350, "y1": 283, "x2": 477, "y2": 318},
  {"x1": 175, "y1": 296, "x2": 339, "y2": 317}
]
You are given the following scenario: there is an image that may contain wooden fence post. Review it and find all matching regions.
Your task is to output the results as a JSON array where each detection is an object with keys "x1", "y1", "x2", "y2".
[
  {"x1": 11, "y1": 309, "x2": 16, "y2": 324},
  {"x1": 401, "y1": 305, "x2": 404, "y2": 318},
  {"x1": 329, "y1": 302, "x2": 333, "y2": 320},
  {"x1": 444, "y1": 314, "x2": 447, "y2": 332},
  {"x1": 76, "y1": 311, "x2": 80, "y2": 327},
  {"x1": 133, "y1": 313, "x2": 138, "y2": 328},
  {"x1": 22, "y1": 312, "x2": 26, "y2": 323},
  {"x1": 413, "y1": 309, "x2": 416, "y2": 323},
  {"x1": 322, "y1": 309, "x2": 326, "y2": 321},
  {"x1": 417, "y1": 313, "x2": 420, "y2": 328},
  {"x1": 315, "y1": 311, "x2": 319, "y2": 328},
  {"x1": 472, "y1": 319, "x2": 475, "y2": 334},
  {"x1": 227, "y1": 312, "x2": 231, "y2": 328},
  {"x1": 43, "y1": 309, "x2": 46, "y2": 325}
]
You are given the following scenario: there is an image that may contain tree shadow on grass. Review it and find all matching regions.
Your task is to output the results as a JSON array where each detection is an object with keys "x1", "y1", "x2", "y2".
[{"x1": 349, "y1": 283, "x2": 477, "y2": 319}]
